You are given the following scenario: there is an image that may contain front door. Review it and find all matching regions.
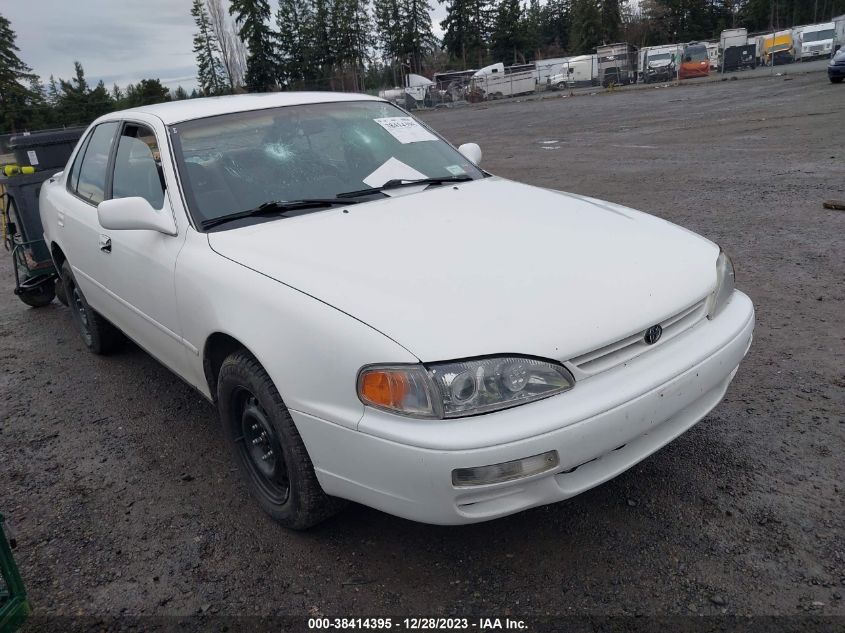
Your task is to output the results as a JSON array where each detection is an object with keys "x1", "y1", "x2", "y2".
[{"x1": 92, "y1": 119, "x2": 189, "y2": 376}]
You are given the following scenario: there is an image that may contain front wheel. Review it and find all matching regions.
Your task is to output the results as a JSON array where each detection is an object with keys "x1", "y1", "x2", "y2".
[
  {"x1": 831, "y1": 76, "x2": 844, "y2": 84},
  {"x1": 218, "y1": 350, "x2": 345, "y2": 529}
]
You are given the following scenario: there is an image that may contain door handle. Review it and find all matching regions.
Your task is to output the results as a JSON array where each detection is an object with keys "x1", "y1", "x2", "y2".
[{"x1": 98, "y1": 234, "x2": 112, "y2": 253}]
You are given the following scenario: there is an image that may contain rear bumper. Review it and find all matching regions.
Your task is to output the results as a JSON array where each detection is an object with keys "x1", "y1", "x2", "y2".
[{"x1": 293, "y1": 292, "x2": 754, "y2": 525}]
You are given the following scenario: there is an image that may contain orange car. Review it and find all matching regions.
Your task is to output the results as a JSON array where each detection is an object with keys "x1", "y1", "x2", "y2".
[{"x1": 680, "y1": 42, "x2": 710, "y2": 79}]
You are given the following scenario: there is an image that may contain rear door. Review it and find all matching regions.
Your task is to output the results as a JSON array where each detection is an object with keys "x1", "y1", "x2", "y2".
[{"x1": 58, "y1": 120, "x2": 120, "y2": 311}]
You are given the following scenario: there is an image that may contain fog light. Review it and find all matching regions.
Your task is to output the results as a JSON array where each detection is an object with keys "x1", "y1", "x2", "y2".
[{"x1": 452, "y1": 451, "x2": 560, "y2": 487}]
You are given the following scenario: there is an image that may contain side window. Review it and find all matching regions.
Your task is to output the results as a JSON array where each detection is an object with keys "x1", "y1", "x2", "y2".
[
  {"x1": 112, "y1": 123, "x2": 165, "y2": 210},
  {"x1": 66, "y1": 132, "x2": 93, "y2": 194},
  {"x1": 75, "y1": 122, "x2": 119, "y2": 204}
]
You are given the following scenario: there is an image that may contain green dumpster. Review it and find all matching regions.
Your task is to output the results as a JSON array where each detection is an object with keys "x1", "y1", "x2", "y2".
[{"x1": 0, "y1": 513, "x2": 30, "y2": 633}]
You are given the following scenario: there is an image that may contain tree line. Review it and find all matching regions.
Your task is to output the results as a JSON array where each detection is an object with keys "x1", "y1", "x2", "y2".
[{"x1": 2, "y1": 0, "x2": 844, "y2": 134}]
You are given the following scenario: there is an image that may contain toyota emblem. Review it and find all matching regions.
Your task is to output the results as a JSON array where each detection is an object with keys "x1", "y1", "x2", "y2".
[{"x1": 644, "y1": 324, "x2": 663, "y2": 345}]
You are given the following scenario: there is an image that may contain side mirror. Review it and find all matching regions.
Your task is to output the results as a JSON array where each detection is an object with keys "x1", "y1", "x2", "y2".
[
  {"x1": 97, "y1": 197, "x2": 177, "y2": 235},
  {"x1": 458, "y1": 142, "x2": 482, "y2": 166}
]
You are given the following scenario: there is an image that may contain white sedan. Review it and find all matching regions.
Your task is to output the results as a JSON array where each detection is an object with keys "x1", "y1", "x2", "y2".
[{"x1": 39, "y1": 93, "x2": 754, "y2": 528}]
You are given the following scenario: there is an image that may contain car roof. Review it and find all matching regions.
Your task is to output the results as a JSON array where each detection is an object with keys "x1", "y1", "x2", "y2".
[{"x1": 117, "y1": 91, "x2": 385, "y2": 125}]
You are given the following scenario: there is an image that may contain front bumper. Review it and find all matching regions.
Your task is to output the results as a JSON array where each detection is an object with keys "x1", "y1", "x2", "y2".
[
  {"x1": 292, "y1": 291, "x2": 755, "y2": 525},
  {"x1": 828, "y1": 65, "x2": 845, "y2": 78}
]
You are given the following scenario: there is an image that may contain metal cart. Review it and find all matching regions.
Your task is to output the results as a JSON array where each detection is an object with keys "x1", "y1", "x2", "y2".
[{"x1": 1, "y1": 127, "x2": 84, "y2": 308}]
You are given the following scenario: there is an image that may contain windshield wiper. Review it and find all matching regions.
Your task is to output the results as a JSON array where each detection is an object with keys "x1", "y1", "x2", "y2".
[
  {"x1": 336, "y1": 175, "x2": 473, "y2": 199},
  {"x1": 201, "y1": 198, "x2": 358, "y2": 230}
]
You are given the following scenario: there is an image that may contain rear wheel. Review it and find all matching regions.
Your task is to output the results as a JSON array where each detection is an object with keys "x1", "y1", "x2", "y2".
[
  {"x1": 217, "y1": 350, "x2": 345, "y2": 530},
  {"x1": 60, "y1": 260, "x2": 124, "y2": 354}
]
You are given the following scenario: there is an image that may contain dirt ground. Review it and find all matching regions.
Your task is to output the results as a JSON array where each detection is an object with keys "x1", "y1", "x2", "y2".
[{"x1": 1, "y1": 68, "x2": 843, "y2": 625}]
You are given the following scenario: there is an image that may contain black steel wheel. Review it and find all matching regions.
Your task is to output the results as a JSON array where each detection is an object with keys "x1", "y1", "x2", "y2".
[
  {"x1": 60, "y1": 260, "x2": 124, "y2": 354},
  {"x1": 217, "y1": 350, "x2": 345, "y2": 529},
  {"x1": 236, "y1": 389, "x2": 290, "y2": 505}
]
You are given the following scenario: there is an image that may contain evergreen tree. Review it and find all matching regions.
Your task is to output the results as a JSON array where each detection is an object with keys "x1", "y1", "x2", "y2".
[
  {"x1": 305, "y1": 0, "x2": 335, "y2": 85},
  {"x1": 569, "y1": 0, "x2": 602, "y2": 53},
  {"x1": 192, "y1": 0, "x2": 228, "y2": 95},
  {"x1": 374, "y1": 0, "x2": 404, "y2": 67},
  {"x1": 490, "y1": 0, "x2": 524, "y2": 64},
  {"x1": 229, "y1": 0, "x2": 279, "y2": 92},
  {"x1": 440, "y1": 0, "x2": 490, "y2": 67},
  {"x1": 401, "y1": 0, "x2": 436, "y2": 73},
  {"x1": 542, "y1": 0, "x2": 572, "y2": 53},
  {"x1": 0, "y1": 11, "x2": 37, "y2": 133},
  {"x1": 330, "y1": 0, "x2": 371, "y2": 88},
  {"x1": 600, "y1": 0, "x2": 622, "y2": 43},
  {"x1": 276, "y1": 0, "x2": 313, "y2": 87}
]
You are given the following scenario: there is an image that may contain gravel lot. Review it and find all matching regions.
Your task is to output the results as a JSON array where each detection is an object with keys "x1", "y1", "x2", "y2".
[{"x1": 1, "y1": 67, "x2": 844, "y2": 623}]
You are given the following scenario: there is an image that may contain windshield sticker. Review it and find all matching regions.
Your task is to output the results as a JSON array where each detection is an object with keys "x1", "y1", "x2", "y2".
[
  {"x1": 373, "y1": 117, "x2": 438, "y2": 144},
  {"x1": 445, "y1": 165, "x2": 466, "y2": 176},
  {"x1": 363, "y1": 157, "x2": 427, "y2": 188}
]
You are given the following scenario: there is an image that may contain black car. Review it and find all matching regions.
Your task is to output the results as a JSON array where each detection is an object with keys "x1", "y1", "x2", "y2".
[{"x1": 829, "y1": 48, "x2": 845, "y2": 83}]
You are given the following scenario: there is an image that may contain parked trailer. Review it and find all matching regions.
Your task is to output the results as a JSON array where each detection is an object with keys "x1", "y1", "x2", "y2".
[
  {"x1": 720, "y1": 28, "x2": 756, "y2": 71},
  {"x1": 469, "y1": 63, "x2": 536, "y2": 100},
  {"x1": 721, "y1": 28, "x2": 748, "y2": 51},
  {"x1": 597, "y1": 43, "x2": 638, "y2": 87},
  {"x1": 796, "y1": 22, "x2": 836, "y2": 60}
]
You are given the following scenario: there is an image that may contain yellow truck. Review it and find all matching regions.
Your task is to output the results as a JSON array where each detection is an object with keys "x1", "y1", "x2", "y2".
[{"x1": 762, "y1": 30, "x2": 794, "y2": 65}]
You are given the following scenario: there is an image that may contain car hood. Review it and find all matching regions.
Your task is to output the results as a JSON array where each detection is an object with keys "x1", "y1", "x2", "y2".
[
  {"x1": 208, "y1": 177, "x2": 718, "y2": 362},
  {"x1": 648, "y1": 60, "x2": 673, "y2": 69}
]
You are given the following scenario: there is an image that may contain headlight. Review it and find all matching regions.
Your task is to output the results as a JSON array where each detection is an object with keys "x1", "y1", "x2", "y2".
[
  {"x1": 707, "y1": 250, "x2": 735, "y2": 319},
  {"x1": 358, "y1": 357, "x2": 574, "y2": 419}
]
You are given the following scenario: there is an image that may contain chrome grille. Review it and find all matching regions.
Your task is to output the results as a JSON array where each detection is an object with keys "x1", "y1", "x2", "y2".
[{"x1": 566, "y1": 298, "x2": 708, "y2": 378}]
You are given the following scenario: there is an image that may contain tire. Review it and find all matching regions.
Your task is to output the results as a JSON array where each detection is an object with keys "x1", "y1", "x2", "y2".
[
  {"x1": 54, "y1": 276, "x2": 68, "y2": 306},
  {"x1": 217, "y1": 350, "x2": 345, "y2": 530},
  {"x1": 60, "y1": 260, "x2": 124, "y2": 354},
  {"x1": 18, "y1": 280, "x2": 55, "y2": 308},
  {"x1": 831, "y1": 76, "x2": 844, "y2": 84}
]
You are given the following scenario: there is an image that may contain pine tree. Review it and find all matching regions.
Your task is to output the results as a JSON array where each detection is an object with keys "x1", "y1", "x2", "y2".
[
  {"x1": 401, "y1": 0, "x2": 435, "y2": 73},
  {"x1": 174, "y1": 85, "x2": 190, "y2": 100},
  {"x1": 330, "y1": 0, "x2": 371, "y2": 88},
  {"x1": 305, "y1": 0, "x2": 335, "y2": 85},
  {"x1": 276, "y1": 0, "x2": 313, "y2": 87},
  {"x1": 192, "y1": 0, "x2": 229, "y2": 95},
  {"x1": 600, "y1": 0, "x2": 622, "y2": 43},
  {"x1": 229, "y1": 0, "x2": 279, "y2": 92},
  {"x1": 543, "y1": 0, "x2": 571, "y2": 52},
  {"x1": 374, "y1": 0, "x2": 404, "y2": 67},
  {"x1": 491, "y1": 0, "x2": 524, "y2": 64},
  {"x1": 569, "y1": 0, "x2": 602, "y2": 53},
  {"x1": 0, "y1": 12, "x2": 38, "y2": 133},
  {"x1": 441, "y1": 0, "x2": 490, "y2": 67}
]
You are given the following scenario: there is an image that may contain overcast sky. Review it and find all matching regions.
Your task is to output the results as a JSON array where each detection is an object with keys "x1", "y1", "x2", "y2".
[{"x1": 5, "y1": 0, "x2": 449, "y2": 93}]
